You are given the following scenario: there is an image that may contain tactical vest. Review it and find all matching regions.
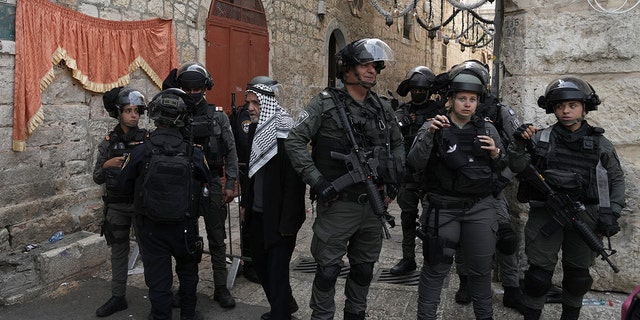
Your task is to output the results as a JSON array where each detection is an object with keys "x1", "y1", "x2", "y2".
[
  {"x1": 139, "y1": 131, "x2": 200, "y2": 223},
  {"x1": 534, "y1": 124, "x2": 603, "y2": 203},
  {"x1": 312, "y1": 88, "x2": 400, "y2": 188},
  {"x1": 423, "y1": 117, "x2": 494, "y2": 197},
  {"x1": 104, "y1": 128, "x2": 146, "y2": 203},
  {"x1": 183, "y1": 103, "x2": 225, "y2": 174}
]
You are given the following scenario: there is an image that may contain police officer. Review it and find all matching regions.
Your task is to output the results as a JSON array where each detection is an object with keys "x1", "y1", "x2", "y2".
[
  {"x1": 173, "y1": 62, "x2": 239, "y2": 308},
  {"x1": 119, "y1": 88, "x2": 211, "y2": 320},
  {"x1": 447, "y1": 60, "x2": 524, "y2": 310},
  {"x1": 509, "y1": 76, "x2": 626, "y2": 320},
  {"x1": 390, "y1": 66, "x2": 444, "y2": 276},
  {"x1": 93, "y1": 87, "x2": 147, "y2": 317},
  {"x1": 285, "y1": 38, "x2": 405, "y2": 320},
  {"x1": 408, "y1": 70, "x2": 505, "y2": 320}
]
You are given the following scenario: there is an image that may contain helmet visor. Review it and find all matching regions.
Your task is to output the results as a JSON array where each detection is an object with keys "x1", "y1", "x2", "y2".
[{"x1": 354, "y1": 38, "x2": 396, "y2": 66}]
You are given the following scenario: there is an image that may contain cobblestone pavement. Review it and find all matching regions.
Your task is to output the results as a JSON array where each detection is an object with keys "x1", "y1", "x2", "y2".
[{"x1": 0, "y1": 199, "x2": 625, "y2": 319}]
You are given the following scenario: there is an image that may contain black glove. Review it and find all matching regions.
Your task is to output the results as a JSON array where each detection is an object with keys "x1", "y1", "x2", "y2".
[
  {"x1": 313, "y1": 176, "x2": 338, "y2": 203},
  {"x1": 512, "y1": 123, "x2": 533, "y2": 142},
  {"x1": 386, "y1": 184, "x2": 399, "y2": 200},
  {"x1": 596, "y1": 211, "x2": 620, "y2": 237}
]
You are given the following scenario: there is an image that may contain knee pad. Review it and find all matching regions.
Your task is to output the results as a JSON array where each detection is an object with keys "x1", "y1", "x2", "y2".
[
  {"x1": 496, "y1": 223, "x2": 518, "y2": 255},
  {"x1": 348, "y1": 263, "x2": 374, "y2": 287},
  {"x1": 523, "y1": 265, "x2": 554, "y2": 297},
  {"x1": 562, "y1": 267, "x2": 593, "y2": 296},
  {"x1": 314, "y1": 264, "x2": 342, "y2": 292}
]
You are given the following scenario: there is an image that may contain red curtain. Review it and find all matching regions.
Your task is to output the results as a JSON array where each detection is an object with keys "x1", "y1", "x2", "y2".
[{"x1": 13, "y1": 0, "x2": 179, "y2": 151}]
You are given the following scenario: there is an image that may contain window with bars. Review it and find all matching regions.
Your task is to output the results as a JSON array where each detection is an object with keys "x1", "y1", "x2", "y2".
[{"x1": 211, "y1": 0, "x2": 266, "y2": 27}]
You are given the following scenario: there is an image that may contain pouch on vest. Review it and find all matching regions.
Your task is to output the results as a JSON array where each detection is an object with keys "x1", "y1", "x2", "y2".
[
  {"x1": 543, "y1": 169, "x2": 583, "y2": 199},
  {"x1": 438, "y1": 130, "x2": 468, "y2": 170},
  {"x1": 142, "y1": 150, "x2": 195, "y2": 223}
]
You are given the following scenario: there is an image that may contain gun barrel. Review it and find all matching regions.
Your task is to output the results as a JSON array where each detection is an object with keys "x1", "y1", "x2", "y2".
[{"x1": 573, "y1": 219, "x2": 620, "y2": 273}]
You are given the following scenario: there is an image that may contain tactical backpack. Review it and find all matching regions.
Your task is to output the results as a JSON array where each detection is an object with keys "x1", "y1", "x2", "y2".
[{"x1": 140, "y1": 134, "x2": 198, "y2": 223}]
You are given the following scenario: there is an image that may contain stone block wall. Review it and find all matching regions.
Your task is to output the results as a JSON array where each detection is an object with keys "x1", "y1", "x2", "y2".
[{"x1": 501, "y1": 0, "x2": 640, "y2": 292}]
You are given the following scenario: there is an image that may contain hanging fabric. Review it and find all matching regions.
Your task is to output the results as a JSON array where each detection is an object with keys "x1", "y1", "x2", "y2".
[{"x1": 13, "y1": 0, "x2": 179, "y2": 151}]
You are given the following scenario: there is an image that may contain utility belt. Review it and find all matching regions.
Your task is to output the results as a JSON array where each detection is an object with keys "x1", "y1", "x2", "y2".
[
  {"x1": 426, "y1": 193, "x2": 483, "y2": 211},
  {"x1": 102, "y1": 194, "x2": 133, "y2": 204},
  {"x1": 338, "y1": 191, "x2": 370, "y2": 205}
]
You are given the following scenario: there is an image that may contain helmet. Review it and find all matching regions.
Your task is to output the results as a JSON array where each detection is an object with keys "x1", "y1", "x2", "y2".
[
  {"x1": 103, "y1": 87, "x2": 145, "y2": 118},
  {"x1": 247, "y1": 75, "x2": 284, "y2": 101},
  {"x1": 176, "y1": 62, "x2": 214, "y2": 90},
  {"x1": 448, "y1": 60, "x2": 490, "y2": 87},
  {"x1": 447, "y1": 60, "x2": 490, "y2": 102},
  {"x1": 116, "y1": 88, "x2": 146, "y2": 114},
  {"x1": 336, "y1": 38, "x2": 395, "y2": 80},
  {"x1": 396, "y1": 66, "x2": 436, "y2": 97},
  {"x1": 148, "y1": 88, "x2": 192, "y2": 127},
  {"x1": 537, "y1": 76, "x2": 601, "y2": 114}
]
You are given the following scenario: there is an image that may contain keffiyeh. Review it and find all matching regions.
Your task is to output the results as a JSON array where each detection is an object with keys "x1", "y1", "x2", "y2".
[{"x1": 247, "y1": 84, "x2": 294, "y2": 178}]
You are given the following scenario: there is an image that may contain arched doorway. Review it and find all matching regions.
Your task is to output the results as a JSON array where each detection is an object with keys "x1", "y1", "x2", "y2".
[
  {"x1": 327, "y1": 29, "x2": 346, "y2": 88},
  {"x1": 206, "y1": 0, "x2": 269, "y2": 113}
]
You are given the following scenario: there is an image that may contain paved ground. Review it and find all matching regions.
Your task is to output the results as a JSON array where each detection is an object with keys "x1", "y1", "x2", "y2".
[{"x1": 0, "y1": 200, "x2": 626, "y2": 319}]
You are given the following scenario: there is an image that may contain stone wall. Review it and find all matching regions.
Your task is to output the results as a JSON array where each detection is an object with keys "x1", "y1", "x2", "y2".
[
  {"x1": 500, "y1": 0, "x2": 640, "y2": 292},
  {"x1": 0, "y1": 0, "x2": 482, "y2": 253}
]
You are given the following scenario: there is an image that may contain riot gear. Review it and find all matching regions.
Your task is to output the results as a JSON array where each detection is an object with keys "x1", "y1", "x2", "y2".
[
  {"x1": 148, "y1": 88, "x2": 191, "y2": 127},
  {"x1": 396, "y1": 66, "x2": 436, "y2": 97},
  {"x1": 336, "y1": 38, "x2": 395, "y2": 87},
  {"x1": 537, "y1": 76, "x2": 601, "y2": 114},
  {"x1": 447, "y1": 60, "x2": 490, "y2": 102},
  {"x1": 176, "y1": 62, "x2": 214, "y2": 90},
  {"x1": 116, "y1": 88, "x2": 146, "y2": 115}
]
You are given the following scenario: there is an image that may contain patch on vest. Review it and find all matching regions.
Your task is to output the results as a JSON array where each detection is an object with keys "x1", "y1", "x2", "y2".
[
  {"x1": 295, "y1": 110, "x2": 310, "y2": 127},
  {"x1": 241, "y1": 119, "x2": 252, "y2": 134}
]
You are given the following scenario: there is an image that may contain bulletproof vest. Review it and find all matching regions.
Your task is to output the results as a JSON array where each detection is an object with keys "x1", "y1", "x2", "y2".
[
  {"x1": 104, "y1": 128, "x2": 146, "y2": 202},
  {"x1": 399, "y1": 100, "x2": 443, "y2": 154},
  {"x1": 535, "y1": 124, "x2": 603, "y2": 203},
  {"x1": 183, "y1": 102, "x2": 224, "y2": 172},
  {"x1": 139, "y1": 130, "x2": 199, "y2": 223},
  {"x1": 423, "y1": 117, "x2": 494, "y2": 197},
  {"x1": 312, "y1": 89, "x2": 398, "y2": 186}
]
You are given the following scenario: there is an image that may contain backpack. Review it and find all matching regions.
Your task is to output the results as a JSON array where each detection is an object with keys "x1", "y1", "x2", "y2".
[{"x1": 141, "y1": 133, "x2": 197, "y2": 223}]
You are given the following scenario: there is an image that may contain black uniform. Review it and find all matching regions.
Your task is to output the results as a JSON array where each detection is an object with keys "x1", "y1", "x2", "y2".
[{"x1": 119, "y1": 128, "x2": 212, "y2": 320}]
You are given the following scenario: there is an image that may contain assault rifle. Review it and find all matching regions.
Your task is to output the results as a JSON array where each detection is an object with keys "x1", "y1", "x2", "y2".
[
  {"x1": 517, "y1": 164, "x2": 619, "y2": 273},
  {"x1": 326, "y1": 90, "x2": 396, "y2": 239}
]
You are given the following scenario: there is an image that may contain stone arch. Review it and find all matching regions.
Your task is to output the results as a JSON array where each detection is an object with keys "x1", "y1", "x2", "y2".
[{"x1": 325, "y1": 20, "x2": 347, "y2": 88}]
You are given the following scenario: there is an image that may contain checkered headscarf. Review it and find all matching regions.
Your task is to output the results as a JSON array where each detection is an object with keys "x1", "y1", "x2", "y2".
[{"x1": 247, "y1": 84, "x2": 294, "y2": 178}]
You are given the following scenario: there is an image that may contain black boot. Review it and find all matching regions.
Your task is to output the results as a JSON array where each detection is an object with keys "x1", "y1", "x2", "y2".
[
  {"x1": 455, "y1": 275, "x2": 471, "y2": 305},
  {"x1": 560, "y1": 304, "x2": 581, "y2": 320},
  {"x1": 389, "y1": 258, "x2": 417, "y2": 275},
  {"x1": 344, "y1": 310, "x2": 366, "y2": 320},
  {"x1": 503, "y1": 286, "x2": 525, "y2": 312},
  {"x1": 260, "y1": 296, "x2": 299, "y2": 320},
  {"x1": 96, "y1": 296, "x2": 128, "y2": 317},
  {"x1": 523, "y1": 307, "x2": 542, "y2": 320},
  {"x1": 214, "y1": 285, "x2": 236, "y2": 308}
]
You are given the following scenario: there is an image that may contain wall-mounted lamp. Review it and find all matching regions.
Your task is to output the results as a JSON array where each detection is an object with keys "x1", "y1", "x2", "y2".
[{"x1": 318, "y1": 0, "x2": 326, "y2": 20}]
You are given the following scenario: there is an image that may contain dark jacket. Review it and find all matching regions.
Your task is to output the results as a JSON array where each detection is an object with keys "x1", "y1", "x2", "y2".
[{"x1": 241, "y1": 125, "x2": 306, "y2": 249}]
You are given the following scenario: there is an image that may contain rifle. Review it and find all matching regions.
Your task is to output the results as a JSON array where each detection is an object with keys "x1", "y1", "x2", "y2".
[
  {"x1": 326, "y1": 90, "x2": 396, "y2": 239},
  {"x1": 517, "y1": 164, "x2": 619, "y2": 273}
]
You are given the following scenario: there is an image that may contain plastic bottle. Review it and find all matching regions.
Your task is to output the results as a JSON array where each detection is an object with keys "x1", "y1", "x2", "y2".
[{"x1": 48, "y1": 231, "x2": 64, "y2": 243}]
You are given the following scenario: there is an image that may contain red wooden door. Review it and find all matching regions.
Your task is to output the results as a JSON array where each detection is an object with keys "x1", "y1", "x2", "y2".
[{"x1": 206, "y1": 0, "x2": 269, "y2": 113}]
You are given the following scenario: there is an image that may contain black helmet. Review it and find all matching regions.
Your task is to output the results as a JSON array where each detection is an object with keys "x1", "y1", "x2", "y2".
[
  {"x1": 336, "y1": 38, "x2": 395, "y2": 80},
  {"x1": 247, "y1": 75, "x2": 284, "y2": 101},
  {"x1": 396, "y1": 66, "x2": 436, "y2": 97},
  {"x1": 537, "y1": 76, "x2": 601, "y2": 114},
  {"x1": 148, "y1": 88, "x2": 191, "y2": 127},
  {"x1": 176, "y1": 62, "x2": 214, "y2": 90},
  {"x1": 448, "y1": 73, "x2": 487, "y2": 103}
]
